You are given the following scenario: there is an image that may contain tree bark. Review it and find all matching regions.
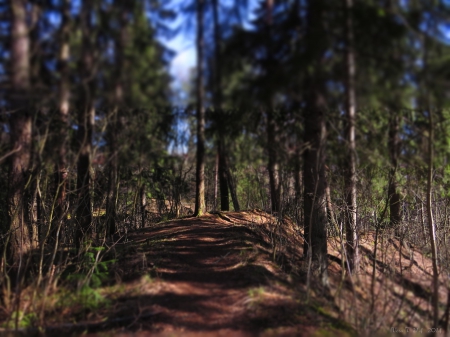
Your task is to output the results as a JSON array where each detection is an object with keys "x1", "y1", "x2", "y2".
[
  {"x1": 218, "y1": 139, "x2": 229, "y2": 211},
  {"x1": 211, "y1": 0, "x2": 231, "y2": 212},
  {"x1": 75, "y1": 0, "x2": 95, "y2": 249},
  {"x1": 214, "y1": 150, "x2": 218, "y2": 211},
  {"x1": 343, "y1": 0, "x2": 359, "y2": 273},
  {"x1": 106, "y1": 133, "x2": 118, "y2": 236},
  {"x1": 303, "y1": 0, "x2": 328, "y2": 286},
  {"x1": 27, "y1": 2, "x2": 42, "y2": 249},
  {"x1": 268, "y1": 110, "x2": 280, "y2": 213},
  {"x1": 294, "y1": 150, "x2": 302, "y2": 225},
  {"x1": 303, "y1": 96, "x2": 328, "y2": 286},
  {"x1": 225, "y1": 158, "x2": 240, "y2": 211},
  {"x1": 52, "y1": 0, "x2": 71, "y2": 243},
  {"x1": 106, "y1": 0, "x2": 126, "y2": 237},
  {"x1": 265, "y1": 0, "x2": 281, "y2": 213},
  {"x1": 212, "y1": 0, "x2": 222, "y2": 111},
  {"x1": 194, "y1": 0, "x2": 206, "y2": 216},
  {"x1": 427, "y1": 111, "x2": 439, "y2": 329},
  {"x1": 7, "y1": 0, "x2": 32, "y2": 261},
  {"x1": 422, "y1": 24, "x2": 439, "y2": 329}
]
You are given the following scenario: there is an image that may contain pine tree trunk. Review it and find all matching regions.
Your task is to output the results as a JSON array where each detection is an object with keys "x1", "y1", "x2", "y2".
[
  {"x1": 303, "y1": 0, "x2": 328, "y2": 286},
  {"x1": 27, "y1": 2, "x2": 42, "y2": 249},
  {"x1": 212, "y1": 0, "x2": 222, "y2": 110},
  {"x1": 218, "y1": 139, "x2": 229, "y2": 211},
  {"x1": 422, "y1": 26, "x2": 439, "y2": 328},
  {"x1": 212, "y1": 0, "x2": 230, "y2": 212},
  {"x1": 53, "y1": 0, "x2": 70, "y2": 243},
  {"x1": 427, "y1": 111, "x2": 439, "y2": 329},
  {"x1": 106, "y1": 130, "x2": 118, "y2": 235},
  {"x1": 303, "y1": 98, "x2": 328, "y2": 286},
  {"x1": 214, "y1": 150, "x2": 218, "y2": 210},
  {"x1": 7, "y1": 0, "x2": 32, "y2": 261},
  {"x1": 226, "y1": 161, "x2": 240, "y2": 211},
  {"x1": 294, "y1": 151, "x2": 302, "y2": 225},
  {"x1": 75, "y1": 0, "x2": 95, "y2": 249},
  {"x1": 265, "y1": 0, "x2": 281, "y2": 213},
  {"x1": 344, "y1": 0, "x2": 359, "y2": 273},
  {"x1": 268, "y1": 110, "x2": 280, "y2": 213},
  {"x1": 194, "y1": 0, "x2": 206, "y2": 216},
  {"x1": 106, "y1": 1, "x2": 126, "y2": 237}
]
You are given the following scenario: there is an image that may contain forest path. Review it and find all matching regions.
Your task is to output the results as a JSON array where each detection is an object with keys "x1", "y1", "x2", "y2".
[
  {"x1": 91, "y1": 211, "x2": 335, "y2": 337},
  {"x1": 104, "y1": 213, "x2": 311, "y2": 336}
]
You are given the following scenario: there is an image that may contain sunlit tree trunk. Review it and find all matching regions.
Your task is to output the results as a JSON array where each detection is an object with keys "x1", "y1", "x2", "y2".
[
  {"x1": 343, "y1": 0, "x2": 359, "y2": 273},
  {"x1": 303, "y1": 0, "x2": 328, "y2": 286},
  {"x1": 7, "y1": 0, "x2": 32, "y2": 260},
  {"x1": 194, "y1": 0, "x2": 206, "y2": 216},
  {"x1": 75, "y1": 0, "x2": 95, "y2": 249},
  {"x1": 53, "y1": 0, "x2": 71, "y2": 243}
]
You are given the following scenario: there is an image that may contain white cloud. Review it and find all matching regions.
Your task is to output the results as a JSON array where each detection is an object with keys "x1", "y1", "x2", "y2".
[{"x1": 171, "y1": 47, "x2": 196, "y2": 81}]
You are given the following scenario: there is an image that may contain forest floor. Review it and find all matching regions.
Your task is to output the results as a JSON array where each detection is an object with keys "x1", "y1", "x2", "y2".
[{"x1": 2, "y1": 210, "x2": 446, "y2": 336}]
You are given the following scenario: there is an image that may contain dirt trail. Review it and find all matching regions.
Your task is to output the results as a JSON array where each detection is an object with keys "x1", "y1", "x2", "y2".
[{"x1": 92, "y1": 212, "x2": 335, "y2": 337}]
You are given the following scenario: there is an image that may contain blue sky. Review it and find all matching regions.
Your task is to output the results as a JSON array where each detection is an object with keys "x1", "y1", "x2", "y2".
[{"x1": 163, "y1": 0, "x2": 259, "y2": 85}]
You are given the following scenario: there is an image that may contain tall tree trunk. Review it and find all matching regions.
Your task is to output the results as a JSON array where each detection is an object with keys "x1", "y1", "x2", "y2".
[
  {"x1": 194, "y1": 0, "x2": 206, "y2": 216},
  {"x1": 106, "y1": 0, "x2": 126, "y2": 237},
  {"x1": 106, "y1": 139, "x2": 119, "y2": 237},
  {"x1": 75, "y1": 0, "x2": 95, "y2": 249},
  {"x1": 53, "y1": 0, "x2": 71, "y2": 243},
  {"x1": 212, "y1": 0, "x2": 222, "y2": 111},
  {"x1": 265, "y1": 0, "x2": 281, "y2": 213},
  {"x1": 294, "y1": 150, "x2": 302, "y2": 225},
  {"x1": 214, "y1": 150, "x2": 218, "y2": 211},
  {"x1": 303, "y1": 0, "x2": 328, "y2": 286},
  {"x1": 225, "y1": 159, "x2": 240, "y2": 211},
  {"x1": 427, "y1": 110, "x2": 439, "y2": 329},
  {"x1": 344, "y1": 0, "x2": 359, "y2": 273},
  {"x1": 218, "y1": 139, "x2": 229, "y2": 211},
  {"x1": 7, "y1": 0, "x2": 32, "y2": 261},
  {"x1": 422, "y1": 24, "x2": 439, "y2": 329},
  {"x1": 388, "y1": 114, "x2": 402, "y2": 230},
  {"x1": 267, "y1": 110, "x2": 280, "y2": 213},
  {"x1": 27, "y1": 2, "x2": 42, "y2": 249},
  {"x1": 212, "y1": 0, "x2": 231, "y2": 212},
  {"x1": 303, "y1": 94, "x2": 328, "y2": 286}
]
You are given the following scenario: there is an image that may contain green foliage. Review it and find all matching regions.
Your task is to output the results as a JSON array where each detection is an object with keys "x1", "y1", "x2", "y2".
[
  {"x1": 67, "y1": 246, "x2": 115, "y2": 289},
  {"x1": 53, "y1": 285, "x2": 110, "y2": 318},
  {"x1": 2, "y1": 311, "x2": 37, "y2": 329}
]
